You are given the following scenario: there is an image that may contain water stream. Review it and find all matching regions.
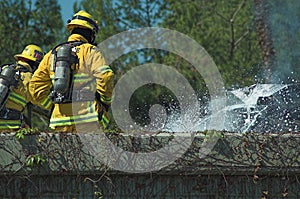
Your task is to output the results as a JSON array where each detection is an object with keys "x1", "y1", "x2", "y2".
[{"x1": 164, "y1": 84, "x2": 300, "y2": 133}]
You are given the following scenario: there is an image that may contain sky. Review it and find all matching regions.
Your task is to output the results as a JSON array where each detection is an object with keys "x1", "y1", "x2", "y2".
[{"x1": 57, "y1": 0, "x2": 82, "y2": 24}]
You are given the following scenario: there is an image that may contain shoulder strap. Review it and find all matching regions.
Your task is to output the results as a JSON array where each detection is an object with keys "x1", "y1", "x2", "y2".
[
  {"x1": 50, "y1": 41, "x2": 85, "y2": 72},
  {"x1": 15, "y1": 63, "x2": 30, "y2": 73},
  {"x1": 51, "y1": 41, "x2": 85, "y2": 55},
  {"x1": 1, "y1": 63, "x2": 30, "y2": 73},
  {"x1": 0, "y1": 63, "x2": 14, "y2": 71}
]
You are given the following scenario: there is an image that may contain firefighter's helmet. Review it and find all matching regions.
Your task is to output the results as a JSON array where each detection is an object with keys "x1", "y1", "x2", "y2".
[
  {"x1": 14, "y1": 44, "x2": 44, "y2": 63},
  {"x1": 66, "y1": 10, "x2": 99, "y2": 33}
]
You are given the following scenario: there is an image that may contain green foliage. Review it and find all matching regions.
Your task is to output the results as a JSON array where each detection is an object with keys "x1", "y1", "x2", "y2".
[
  {"x1": 94, "y1": 191, "x2": 104, "y2": 199},
  {"x1": 0, "y1": 0, "x2": 64, "y2": 64},
  {"x1": 26, "y1": 154, "x2": 46, "y2": 167},
  {"x1": 15, "y1": 128, "x2": 39, "y2": 140},
  {"x1": 15, "y1": 128, "x2": 46, "y2": 167},
  {"x1": 78, "y1": 0, "x2": 122, "y2": 40},
  {"x1": 163, "y1": 0, "x2": 263, "y2": 90},
  {"x1": 78, "y1": 0, "x2": 125, "y2": 82}
]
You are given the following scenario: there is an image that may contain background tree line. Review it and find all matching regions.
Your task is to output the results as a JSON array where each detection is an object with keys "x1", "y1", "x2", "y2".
[
  {"x1": 0, "y1": 0, "x2": 65, "y2": 64},
  {"x1": 1, "y1": 0, "x2": 299, "y2": 128}
]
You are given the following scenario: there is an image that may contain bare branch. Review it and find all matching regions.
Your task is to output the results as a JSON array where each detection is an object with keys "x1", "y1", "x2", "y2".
[
  {"x1": 231, "y1": 0, "x2": 246, "y2": 22},
  {"x1": 234, "y1": 30, "x2": 250, "y2": 47}
]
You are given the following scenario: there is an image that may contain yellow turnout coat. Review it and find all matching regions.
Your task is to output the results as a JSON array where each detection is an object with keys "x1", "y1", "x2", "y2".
[
  {"x1": 29, "y1": 34, "x2": 114, "y2": 133},
  {"x1": 0, "y1": 61, "x2": 36, "y2": 130}
]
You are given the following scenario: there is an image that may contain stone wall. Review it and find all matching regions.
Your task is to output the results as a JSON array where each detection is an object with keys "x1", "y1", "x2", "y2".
[{"x1": 0, "y1": 132, "x2": 300, "y2": 198}]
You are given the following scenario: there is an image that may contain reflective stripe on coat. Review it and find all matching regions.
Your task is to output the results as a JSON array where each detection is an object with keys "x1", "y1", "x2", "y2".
[{"x1": 29, "y1": 34, "x2": 114, "y2": 132}]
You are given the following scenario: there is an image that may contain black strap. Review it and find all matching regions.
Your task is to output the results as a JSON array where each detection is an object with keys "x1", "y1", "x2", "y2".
[
  {"x1": 51, "y1": 41, "x2": 85, "y2": 73},
  {"x1": 26, "y1": 103, "x2": 32, "y2": 127},
  {"x1": 0, "y1": 63, "x2": 14, "y2": 70},
  {"x1": 16, "y1": 63, "x2": 30, "y2": 73},
  {"x1": 95, "y1": 92, "x2": 110, "y2": 112},
  {"x1": 51, "y1": 41, "x2": 85, "y2": 55},
  {"x1": 0, "y1": 108, "x2": 22, "y2": 120}
]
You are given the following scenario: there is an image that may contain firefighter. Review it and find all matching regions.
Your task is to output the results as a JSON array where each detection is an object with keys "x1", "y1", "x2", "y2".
[
  {"x1": 0, "y1": 44, "x2": 44, "y2": 131},
  {"x1": 29, "y1": 10, "x2": 114, "y2": 133}
]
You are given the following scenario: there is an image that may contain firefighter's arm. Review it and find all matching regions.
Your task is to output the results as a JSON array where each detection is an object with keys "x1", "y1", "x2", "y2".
[
  {"x1": 19, "y1": 72, "x2": 35, "y2": 103},
  {"x1": 29, "y1": 52, "x2": 53, "y2": 110},
  {"x1": 89, "y1": 47, "x2": 114, "y2": 108}
]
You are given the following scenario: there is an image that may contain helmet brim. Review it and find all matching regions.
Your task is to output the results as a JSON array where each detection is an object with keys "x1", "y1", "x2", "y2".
[
  {"x1": 66, "y1": 20, "x2": 98, "y2": 33},
  {"x1": 14, "y1": 54, "x2": 35, "y2": 62}
]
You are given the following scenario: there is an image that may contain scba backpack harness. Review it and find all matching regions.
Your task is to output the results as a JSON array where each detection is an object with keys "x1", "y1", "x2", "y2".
[
  {"x1": 50, "y1": 41, "x2": 84, "y2": 104},
  {"x1": 0, "y1": 64, "x2": 20, "y2": 110},
  {"x1": 0, "y1": 64, "x2": 29, "y2": 120}
]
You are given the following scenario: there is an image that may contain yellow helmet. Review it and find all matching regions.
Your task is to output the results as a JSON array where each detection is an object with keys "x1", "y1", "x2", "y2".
[
  {"x1": 14, "y1": 44, "x2": 44, "y2": 62},
  {"x1": 66, "y1": 10, "x2": 99, "y2": 33}
]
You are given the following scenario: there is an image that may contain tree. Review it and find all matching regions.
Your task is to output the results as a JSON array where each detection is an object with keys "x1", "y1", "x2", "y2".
[
  {"x1": 253, "y1": 0, "x2": 275, "y2": 83},
  {"x1": 78, "y1": 0, "x2": 171, "y2": 126},
  {"x1": 77, "y1": 0, "x2": 167, "y2": 68},
  {"x1": 163, "y1": 0, "x2": 263, "y2": 91},
  {"x1": 0, "y1": 0, "x2": 64, "y2": 64},
  {"x1": 255, "y1": 0, "x2": 300, "y2": 84}
]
